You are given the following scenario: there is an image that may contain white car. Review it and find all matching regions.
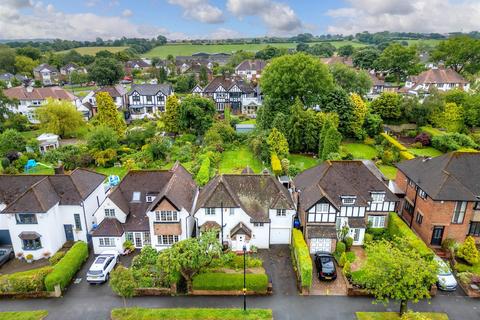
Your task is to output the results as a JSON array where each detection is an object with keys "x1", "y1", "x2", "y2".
[
  {"x1": 435, "y1": 256, "x2": 458, "y2": 291},
  {"x1": 86, "y1": 250, "x2": 119, "y2": 284}
]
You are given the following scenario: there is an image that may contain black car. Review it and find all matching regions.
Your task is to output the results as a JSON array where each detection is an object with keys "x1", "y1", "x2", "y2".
[{"x1": 314, "y1": 252, "x2": 337, "y2": 281}]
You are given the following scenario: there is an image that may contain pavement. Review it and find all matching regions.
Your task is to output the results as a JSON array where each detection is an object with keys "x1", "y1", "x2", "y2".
[{"x1": 0, "y1": 245, "x2": 479, "y2": 320}]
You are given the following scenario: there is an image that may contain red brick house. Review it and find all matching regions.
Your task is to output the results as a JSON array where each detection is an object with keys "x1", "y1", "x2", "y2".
[{"x1": 395, "y1": 152, "x2": 480, "y2": 247}]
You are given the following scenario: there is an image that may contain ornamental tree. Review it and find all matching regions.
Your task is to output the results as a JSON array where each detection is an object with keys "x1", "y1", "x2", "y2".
[
  {"x1": 36, "y1": 99, "x2": 85, "y2": 138},
  {"x1": 96, "y1": 92, "x2": 126, "y2": 135},
  {"x1": 358, "y1": 240, "x2": 438, "y2": 315},
  {"x1": 319, "y1": 86, "x2": 355, "y2": 136},
  {"x1": 350, "y1": 93, "x2": 368, "y2": 139},
  {"x1": 162, "y1": 94, "x2": 181, "y2": 134},
  {"x1": 370, "y1": 92, "x2": 402, "y2": 122},
  {"x1": 178, "y1": 95, "x2": 216, "y2": 136},
  {"x1": 330, "y1": 63, "x2": 372, "y2": 96},
  {"x1": 109, "y1": 265, "x2": 136, "y2": 309},
  {"x1": 320, "y1": 126, "x2": 342, "y2": 161},
  {"x1": 456, "y1": 236, "x2": 480, "y2": 265},
  {"x1": 267, "y1": 128, "x2": 289, "y2": 159}
]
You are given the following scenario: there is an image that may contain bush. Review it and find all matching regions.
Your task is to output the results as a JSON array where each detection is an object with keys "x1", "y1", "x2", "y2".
[
  {"x1": 409, "y1": 142, "x2": 423, "y2": 149},
  {"x1": 456, "y1": 236, "x2": 480, "y2": 265},
  {"x1": 335, "y1": 241, "x2": 346, "y2": 255},
  {"x1": 366, "y1": 228, "x2": 388, "y2": 241},
  {"x1": 363, "y1": 233, "x2": 373, "y2": 247},
  {"x1": 49, "y1": 251, "x2": 66, "y2": 266},
  {"x1": 344, "y1": 237, "x2": 353, "y2": 251},
  {"x1": 192, "y1": 273, "x2": 268, "y2": 293},
  {"x1": 132, "y1": 246, "x2": 159, "y2": 269},
  {"x1": 44, "y1": 241, "x2": 89, "y2": 291},
  {"x1": 414, "y1": 132, "x2": 431, "y2": 146},
  {"x1": 270, "y1": 153, "x2": 282, "y2": 176},
  {"x1": 291, "y1": 229, "x2": 313, "y2": 288},
  {"x1": 456, "y1": 271, "x2": 473, "y2": 284},
  {"x1": 343, "y1": 261, "x2": 351, "y2": 277},
  {"x1": 380, "y1": 133, "x2": 407, "y2": 151},
  {"x1": 338, "y1": 252, "x2": 347, "y2": 267},
  {"x1": 195, "y1": 156, "x2": 211, "y2": 186},
  {"x1": 387, "y1": 213, "x2": 434, "y2": 260},
  {"x1": 431, "y1": 133, "x2": 478, "y2": 152},
  {"x1": 0, "y1": 267, "x2": 53, "y2": 293}
]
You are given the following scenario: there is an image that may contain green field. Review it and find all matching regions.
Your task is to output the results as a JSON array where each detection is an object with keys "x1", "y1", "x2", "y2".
[
  {"x1": 405, "y1": 39, "x2": 443, "y2": 46},
  {"x1": 143, "y1": 41, "x2": 366, "y2": 58},
  {"x1": 219, "y1": 146, "x2": 264, "y2": 174},
  {"x1": 57, "y1": 46, "x2": 128, "y2": 55}
]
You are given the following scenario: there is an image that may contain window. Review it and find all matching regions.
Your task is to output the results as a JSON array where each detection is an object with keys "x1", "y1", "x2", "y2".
[
  {"x1": 315, "y1": 203, "x2": 329, "y2": 213},
  {"x1": 146, "y1": 96, "x2": 152, "y2": 103},
  {"x1": 408, "y1": 179, "x2": 415, "y2": 187},
  {"x1": 157, "y1": 235, "x2": 179, "y2": 245},
  {"x1": 132, "y1": 192, "x2": 141, "y2": 202},
  {"x1": 452, "y1": 201, "x2": 467, "y2": 224},
  {"x1": 469, "y1": 222, "x2": 480, "y2": 237},
  {"x1": 276, "y1": 209, "x2": 286, "y2": 216},
  {"x1": 126, "y1": 232, "x2": 133, "y2": 242},
  {"x1": 146, "y1": 195, "x2": 156, "y2": 203},
  {"x1": 474, "y1": 202, "x2": 480, "y2": 210},
  {"x1": 404, "y1": 201, "x2": 414, "y2": 215},
  {"x1": 416, "y1": 212, "x2": 423, "y2": 225},
  {"x1": 205, "y1": 208, "x2": 216, "y2": 215},
  {"x1": 99, "y1": 238, "x2": 115, "y2": 247},
  {"x1": 104, "y1": 208, "x2": 115, "y2": 217},
  {"x1": 418, "y1": 189, "x2": 427, "y2": 199},
  {"x1": 143, "y1": 232, "x2": 151, "y2": 245},
  {"x1": 22, "y1": 238, "x2": 42, "y2": 250},
  {"x1": 371, "y1": 192, "x2": 385, "y2": 203},
  {"x1": 342, "y1": 197, "x2": 356, "y2": 205},
  {"x1": 155, "y1": 210, "x2": 178, "y2": 222},
  {"x1": 157, "y1": 95, "x2": 164, "y2": 101},
  {"x1": 74, "y1": 214, "x2": 82, "y2": 230},
  {"x1": 353, "y1": 228, "x2": 360, "y2": 242},
  {"x1": 146, "y1": 107, "x2": 153, "y2": 113},
  {"x1": 132, "y1": 95, "x2": 140, "y2": 102},
  {"x1": 229, "y1": 208, "x2": 235, "y2": 216},
  {"x1": 254, "y1": 223, "x2": 264, "y2": 227},
  {"x1": 368, "y1": 215, "x2": 386, "y2": 228},
  {"x1": 16, "y1": 214, "x2": 37, "y2": 224}
]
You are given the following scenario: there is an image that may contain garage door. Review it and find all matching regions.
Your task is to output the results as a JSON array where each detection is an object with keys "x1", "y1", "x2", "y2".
[
  {"x1": 270, "y1": 228, "x2": 291, "y2": 244},
  {"x1": 309, "y1": 238, "x2": 332, "y2": 254},
  {"x1": 0, "y1": 230, "x2": 12, "y2": 245}
]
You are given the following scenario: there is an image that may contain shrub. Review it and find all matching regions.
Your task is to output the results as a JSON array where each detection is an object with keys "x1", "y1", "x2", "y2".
[
  {"x1": 344, "y1": 237, "x2": 353, "y2": 251},
  {"x1": 409, "y1": 142, "x2": 423, "y2": 149},
  {"x1": 196, "y1": 156, "x2": 211, "y2": 186},
  {"x1": 0, "y1": 267, "x2": 52, "y2": 293},
  {"x1": 338, "y1": 252, "x2": 347, "y2": 267},
  {"x1": 132, "y1": 245, "x2": 159, "y2": 269},
  {"x1": 399, "y1": 150, "x2": 415, "y2": 160},
  {"x1": 456, "y1": 236, "x2": 480, "y2": 265},
  {"x1": 291, "y1": 229, "x2": 313, "y2": 288},
  {"x1": 343, "y1": 261, "x2": 351, "y2": 277},
  {"x1": 49, "y1": 251, "x2": 66, "y2": 266},
  {"x1": 335, "y1": 241, "x2": 346, "y2": 255},
  {"x1": 44, "y1": 241, "x2": 88, "y2": 291},
  {"x1": 270, "y1": 153, "x2": 282, "y2": 176},
  {"x1": 380, "y1": 133, "x2": 407, "y2": 151},
  {"x1": 387, "y1": 213, "x2": 434, "y2": 260},
  {"x1": 431, "y1": 133, "x2": 477, "y2": 153},
  {"x1": 366, "y1": 228, "x2": 388, "y2": 241},
  {"x1": 363, "y1": 233, "x2": 373, "y2": 245},
  {"x1": 192, "y1": 273, "x2": 268, "y2": 293},
  {"x1": 456, "y1": 271, "x2": 473, "y2": 284},
  {"x1": 414, "y1": 132, "x2": 431, "y2": 146}
]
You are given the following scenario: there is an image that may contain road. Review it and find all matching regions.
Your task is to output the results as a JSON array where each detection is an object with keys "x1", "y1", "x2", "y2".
[{"x1": 0, "y1": 246, "x2": 479, "y2": 320}]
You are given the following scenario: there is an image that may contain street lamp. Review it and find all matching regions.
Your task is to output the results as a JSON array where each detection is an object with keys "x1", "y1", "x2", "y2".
[{"x1": 243, "y1": 244, "x2": 247, "y2": 311}]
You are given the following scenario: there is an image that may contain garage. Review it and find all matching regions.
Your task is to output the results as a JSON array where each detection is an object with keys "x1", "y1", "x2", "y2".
[
  {"x1": 270, "y1": 228, "x2": 291, "y2": 244},
  {"x1": 309, "y1": 238, "x2": 332, "y2": 254},
  {"x1": 0, "y1": 230, "x2": 12, "y2": 245}
]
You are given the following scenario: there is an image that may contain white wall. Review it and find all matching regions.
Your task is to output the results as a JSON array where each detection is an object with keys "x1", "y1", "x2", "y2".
[
  {"x1": 269, "y1": 208, "x2": 295, "y2": 244},
  {"x1": 92, "y1": 235, "x2": 124, "y2": 254},
  {"x1": 146, "y1": 208, "x2": 190, "y2": 251},
  {"x1": 94, "y1": 197, "x2": 128, "y2": 225}
]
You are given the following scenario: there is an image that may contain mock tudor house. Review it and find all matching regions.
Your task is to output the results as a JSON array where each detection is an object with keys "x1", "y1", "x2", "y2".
[
  {"x1": 395, "y1": 152, "x2": 480, "y2": 246},
  {"x1": 293, "y1": 161, "x2": 399, "y2": 253},
  {"x1": 33, "y1": 63, "x2": 59, "y2": 86},
  {"x1": 82, "y1": 85, "x2": 128, "y2": 116},
  {"x1": 0, "y1": 169, "x2": 106, "y2": 260},
  {"x1": 125, "y1": 59, "x2": 151, "y2": 74},
  {"x1": 193, "y1": 170, "x2": 296, "y2": 251},
  {"x1": 192, "y1": 76, "x2": 256, "y2": 113},
  {"x1": 235, "y1": 59, "x2": 267, "y2": 82},
  {"x1": 91, "y1": 163, "x2": 197, "y2": 254},
  {"x1": 127, "y1": 83, "x2": 173, "y2": 119},
  {"x1": 403, "y1": 67, "x2": 470, "y2": 95}
]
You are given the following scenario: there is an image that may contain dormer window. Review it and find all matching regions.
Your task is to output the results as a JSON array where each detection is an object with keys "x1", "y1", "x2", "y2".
[
  {"x1": 132, "y1": 192, "x2": 141, "y2": 202},
  {"x1": 104, "y1": 208, "x2": 115, "y2": 217},
  {"x1": 341, "y1": 196, "x2": 356, "y2": 206},
  {"x1": 146, "y1": 194, "x2": 156, "y2": 203},
  {"x1": 371, "y1": 192, "x2": 385, "y2": 203}
]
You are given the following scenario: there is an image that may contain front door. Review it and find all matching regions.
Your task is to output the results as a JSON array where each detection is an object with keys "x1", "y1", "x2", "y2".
[
  {"x1": 134, "y1": 232, "x2": 142, "y2": 248},
  {"x1": 64, "y1": 224, "x2": 74, "y2": 241},
  {"x1": 431, "y1": 226, "x2": 444, "y2": 246}
]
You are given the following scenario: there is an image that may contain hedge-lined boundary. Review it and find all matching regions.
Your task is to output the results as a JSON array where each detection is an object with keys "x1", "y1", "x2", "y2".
[
  {"x1": 111, "y1": 308, "x2": 273, "y2": 320},
  {"x1": 0, "y1": 267, "x2": 53, "y2": 294},
  {"x1": 291, "y1": 229, "x2": 313, "y2": 289},
  {"x1": 44, "y1": 241, "x2": 89, "y2": 291},
  {"x1": 192, "y1": 273, "x2": 268, "y2": 293},
  {"x1": 387, "y1": 212, "x2": 434, "y2": 260},
  {"x1": 399, "y1": 150, "x2": 415, "y2": 160},
  {"x1": 380, "y1": 133, "x2": 415, "y2": 160}
]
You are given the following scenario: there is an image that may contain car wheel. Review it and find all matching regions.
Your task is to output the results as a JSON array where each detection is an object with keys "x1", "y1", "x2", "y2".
[
  {"x1": 9, "y1": 252, "x2": 14, "y2": 260},
  {"x1": 105, "y1": 273, "x2": 110, "y2": 282}
]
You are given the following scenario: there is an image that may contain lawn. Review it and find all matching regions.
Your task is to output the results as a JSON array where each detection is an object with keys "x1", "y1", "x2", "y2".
[
  {"x1": 93, "y1": 166, "x2": 129, "y2": 179},
  {"x1": 25, "y1": 164, "x2": 55, "y2": 175},
  {"x1": 420, "y1": 126, "x2": 446, "y2": 137},
  {"x1": 356, "y1": 312, "x2": 448, "y2": 320},
  {"x1": 342, "y1": 143, "x2": 378, "y2": 160},
  {"x1": 377, "y1": 165, "x2": 398, "y2": 180},
  {"x1": 0, "y1": 310, "x2": 48, "y2": 320},
  {"x1": 111, "y1": 308, "x2": 273, "y2": 320},
  {"x1": 20, "y1": 129, "x2": 43, "y2": 140},
  {"x1": 219, "y1": 146, "x2": 264, "y2": 174},
  {"x1": 288, "y1": 154, "x2": 319, "y2": 171},
  {"x1": 143, "y1": 41, "x2": 366, "y2": 58},
  {"x1": 407, "y1": 147, "x2": 443, "y2": 158},
  {"x1": 57, "y1": 46, "x2": 128, "y2": 55},
  {"x1": 239, "y1": 118, "x2": 256, "y2": 125}
]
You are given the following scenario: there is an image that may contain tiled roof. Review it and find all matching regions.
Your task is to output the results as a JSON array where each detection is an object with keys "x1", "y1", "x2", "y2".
[
  {"x1": 409, "y1": 68, "x2": 468, "y2": 85},
  {"x1": 3, "y1": 86, "x2": 75, "y2": 101},
  {"x1": 235, "y1": 59, "x2": 267, "y2": 72},
  {"x1": 128, "y1": 84, "x2": 172, "y2": 96},
  {"x1": 33, "y1": 63, "x2": 57, "y2": 72},
  {"x1": 92, "y1": 218, "x2": 124, "y2": 237},
  {"x1": 307, "y1": 225, "x2": 337, "y2": 239},
  {"x1": 203, "y1": 76, "x2": 254, "y2": 94},
  {"x1": 95, "y1": 85, "x2": 127, "y2": 97},
  {"x1": 320, "y1": 56, "x2": 353, "y2": 67}
]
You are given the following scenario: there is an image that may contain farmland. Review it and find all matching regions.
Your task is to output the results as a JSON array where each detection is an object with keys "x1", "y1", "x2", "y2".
[{"x1": 57, "y1": 46, "x2": 129, "y2": 55}]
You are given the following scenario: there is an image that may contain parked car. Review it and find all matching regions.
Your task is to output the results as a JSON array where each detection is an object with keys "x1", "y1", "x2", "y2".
[
  {"x1": 86, "y1": 250, "x2": 119, "y2": 284},
  {"x1": 314, "y1": 252, "x2": 337, "y2": 281},
  {"x1": 0, "y1": 246, "x2": 14, "y2": 267},
  {"x1": 435, "y1": 256, "x2": 457, "y2": 291}
]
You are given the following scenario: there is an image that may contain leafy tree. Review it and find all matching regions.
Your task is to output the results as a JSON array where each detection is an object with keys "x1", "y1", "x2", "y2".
[
  {"x1": 255, "y1": 46, "x2": 288, "y2": 60},
  {"x1": 162, "y1": 95, "x2": 181, "y2": 134},
  {"x1": 402, "y1": 96, "x2": 430, "y2": 125},
  {"x1": 338, "y1": 45, "x2": 354, "y2": 57},
  {"x1": 321, "y1": 126, "x2": 342, "y2": 161},
  {"x1": 456, "y1": 236, "x2": 480, "y2": 265},
  {"x1": 0, "y1": 129, "x2": 26, "y2": 156},
  {"x1": 431, "y1": 102, "x2": 464, "y2": 133},
  {"x1": 88, "y1": 58, "x2": 124, "y2": 86},
  {"x1": 16, "y1": 46, "x2": 42, "y2": 61},
  {"x1": 226, "y1": 50, "x2": 255, "y2": 68},
  {"x1": 375, "y1": 43, "x2": 421, "y2": 83},
  {"x1": 14, "y1": 55, "x2": 36, "y2": 76},
  {"x1": 319, "y1": 86, "x2": 355, "y2": 136},
  {"x1": 0, "y1": 90, "x2": 16, "y2": 129},
  {"x1": 87, "y1": 126, "x2": 119, "y2": 151},
  {"x1": 147, "y1": 136, "x2": 171, "y2": 161},
  {"x1": 296, "y1": 42, "x2": 309, "y2": 52},
  {"x1": 358, "y1": 240, "x2": 437, "y2": 315},
  {"x1": 308, "y1": 43, "x2": 335, "y2": 57},
  {"x1": 69, "y1": 71, "x2": 89, "y2": 86},
  {"x1": 267, "y1": 128, "x2": 289, "y2": 159},
  {"x1": 156, "y1": 230, "x2": 222, "y2": 293},
  {"x1": 431, "y1": 36, "x2": 480, "y2": 74},
  {"x1": 36, "y1": 99, "x2": 85, "y2": 138},
  {"x1": 178, "y1": 95, "x2": 216, "y2": 136},
  {"x1": 330, "y1": 63, "x2": 372, "y2": 96},
  {"x1": 109, "y1": 265, "x2": 136, "y2": 309},
  {"x1": 352, "y1": 47, "x2": 380, "y2": 70},
  {"x1": 271, "y1": 112, "x2": 289, "y2": 137},
  {"x1": 199, "y1": 66, "x2": 209, "y2": 86},
  {"x1": 0, "y1": 46, "x2": 16, "y2": 73},
  {"x1": 96, "y1": 92, "x2": 126, "y2": 135},
  {"x1": 270, "y1": 153, "x2": 282, "y2": 176},
  {"x1": 350, "y1": 93, "x2": 368, "y2": 138},
  {"x1": 370, "y1": 92, "x2": 402, "y2": 122},
  {"x1": 175, "y1": 74, "x2": 196, "y2": 93}
]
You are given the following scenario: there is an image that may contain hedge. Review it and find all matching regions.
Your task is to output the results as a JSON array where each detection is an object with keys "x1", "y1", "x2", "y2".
[
  {"x1": 399, "y1": 150, "x2": 415, "y2": 160},
  {"x1": 0, "y1": 267, "x2": 52, "y2": 293},
  {"x1": 380, "y1": 133, "x2": 407, "y2": 151},
  {"x1": 192, "y1": 273, "x2": 268, "y2": 293},
  {"x1": 387, "y1": 212, "x2": 434, "y2": 260},
  {"x1": 111, "y1": 308, "x2": 273, "y2": 320},
  {"x1": 291, "y1": 229, "x2": 313, "y2": 288},
  {"x1": 44, "y1": 241, "x2": 89, "y2": 291}
]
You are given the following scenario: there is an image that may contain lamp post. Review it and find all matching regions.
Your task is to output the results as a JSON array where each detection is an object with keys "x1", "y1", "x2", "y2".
[{"x1": 243, "y1": 244, "x2": 247, "y2": 311}]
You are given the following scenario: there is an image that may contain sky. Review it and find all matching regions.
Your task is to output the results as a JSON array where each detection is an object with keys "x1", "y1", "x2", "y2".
[{"x1": 1, "y1": 0, "x2": 480, "y2": 41}]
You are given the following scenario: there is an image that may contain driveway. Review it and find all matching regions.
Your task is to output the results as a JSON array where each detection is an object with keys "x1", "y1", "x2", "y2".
[{"x1": 310, "y1": 256, "x2": 347, "y2": 296}]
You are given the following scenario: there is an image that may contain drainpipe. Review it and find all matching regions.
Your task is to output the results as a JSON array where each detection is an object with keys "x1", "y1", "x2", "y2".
[
  {"x1": 81, "y1": 201, "x2": 89, "y2": 242},
  {"x1": 220, "y1": 201, "x2": 224, "y2": 245},
  {"x1": 409, "y1": 184, "x2": 419, "y2": 228}
]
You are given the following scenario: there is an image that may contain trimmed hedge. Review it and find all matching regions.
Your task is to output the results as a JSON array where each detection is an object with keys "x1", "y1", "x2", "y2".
[
  {"x1": 192, "y1": 273, "x2": 268, "y2": 293},
  {"x1": 387, "y1": 213, "x2": 434, "y2": 260},
  {"x1": 291, "y1": 229, "x2": 313, "y2": 288},
  {"x1": 0, "y1": 267, "x2": 52, "y2": 293},
  {"x1": 380, "y1": 133, "x2": 407, "y2": 151},
  {"x1": 49, "y1": 251, "x2": 66, "y2": 266},
  {"x1": 399, "y1": 150, "x2": 415, "y2": 160},
  {"x1": 44, "y1": 241, "x2": 89, "y2": 291}
]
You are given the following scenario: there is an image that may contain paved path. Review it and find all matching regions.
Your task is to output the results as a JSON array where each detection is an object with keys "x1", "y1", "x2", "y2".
[{"x1": 0, "y1": 246, "x2": 479, "y2": 320}]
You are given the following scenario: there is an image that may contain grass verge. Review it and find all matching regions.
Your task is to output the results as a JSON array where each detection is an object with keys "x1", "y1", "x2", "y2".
[
  {"x1": 111, "y1": 308, "x2": 273, "y2": 320},
  {"x1": 0, "y1": 310, "x2": 48, "y2": 320},
  {"x1": 407, "y1": 147, "x2": 443, "y2": 158},
  {"x1": 356, "y1": 312, "x2": 448, "y2": 320}
]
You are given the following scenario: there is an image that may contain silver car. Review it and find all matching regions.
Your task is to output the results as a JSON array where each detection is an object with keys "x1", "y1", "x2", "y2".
[{"x1": 0, "y1": 246, "x2": 14, "y2": 267}]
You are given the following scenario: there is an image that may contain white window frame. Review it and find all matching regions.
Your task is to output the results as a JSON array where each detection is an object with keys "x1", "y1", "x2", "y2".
[
  {"x1": 452, "y1": 201, "x2": 467, "y2": 224},
  {"x1": 418, "y1": 189, "x2": 427, "y2": 199},
  {"x1": 254, "y1": 222, "x2": 264, "y2": 227},
  {"x1": 157, "y1": 235, "x2": 179, "y2": 245},
  {"x1": 315, "y1": 203, "x2": 329, "y2": 213},
  {"x1": 205, "y1": 208, "x2": 216, "y2": 215},
  {"x1": 276, "y1": 209, "x2": 286, "y2": 216},
  {"x1": 146, "y1": 195, "x2": 156, "y2": 203},
  {"x1": 132, "y1": 192, "x2": 141, "y2": 202},
  {"x1": 371, "y1": 192, "x2": 385, "y2": 203},
  {"x1": 341, "y1": 197, "x2": 356, "y2": 206},
  {"x1": 155, "y1": 210, "x2": 178, "y2": 222},
  {"x1": 104, "y1": 208, "x2": 115, "y2": 217},
  {"x1": 99, "y1": 237, "x2": 115, "y2": 247},
  {"x1": 368, "y1": 215, "x2": 386, "y2": 228}
]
